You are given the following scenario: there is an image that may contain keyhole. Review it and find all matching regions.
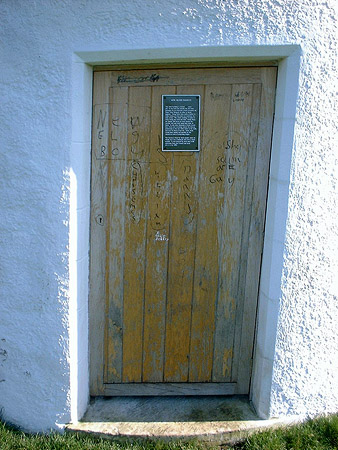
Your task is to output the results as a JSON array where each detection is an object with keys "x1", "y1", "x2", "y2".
[{"x1": 95, "y1": 214, "x2": 104, "y2": 226}]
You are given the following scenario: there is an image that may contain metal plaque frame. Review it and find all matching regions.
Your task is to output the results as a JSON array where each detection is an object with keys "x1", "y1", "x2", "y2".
[{"x1": 162, "y1": 95, "x2": 200, "y2": 152}]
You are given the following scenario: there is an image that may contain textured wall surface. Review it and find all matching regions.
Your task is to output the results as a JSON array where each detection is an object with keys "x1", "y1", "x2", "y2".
[{"x1": 0, "y1": 0, "x2": 337, "y2": 431}]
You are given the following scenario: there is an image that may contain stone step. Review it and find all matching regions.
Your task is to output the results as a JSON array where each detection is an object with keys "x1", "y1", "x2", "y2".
[{"x1": 66, "y1": 396, "x2": 294, "y2": 445}]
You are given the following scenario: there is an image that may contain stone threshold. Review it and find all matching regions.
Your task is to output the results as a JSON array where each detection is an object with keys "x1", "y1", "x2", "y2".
[{"x1": 66, "y1": 396, "x2": 296, "y2": 445}]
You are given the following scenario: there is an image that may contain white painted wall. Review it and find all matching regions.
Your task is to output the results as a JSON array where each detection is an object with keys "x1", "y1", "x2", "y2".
[{"x1": 0, "y1": 0, "x2": 337, "y2": 432}]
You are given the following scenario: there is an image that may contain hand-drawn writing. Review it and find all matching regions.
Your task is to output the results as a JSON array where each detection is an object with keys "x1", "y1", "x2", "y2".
[
  {"x1": 95, "y1": 106, "x2": 121, "y2": 160},
  {"x1": 209, "y1": 174, "x2": 223, "y2": 184},
  {"x1": 157, "y1": 147, "x2": 167, "y2": 164},
  {"x1": 131, "y1": 131, "x2": 139, "y2": 144},
  {"x1": 96, "y1": 108, "x2": 107, "y2": 148},
  {"x1": 179, "y1": 160, "x2": 196, "y2": 225},
  {"x1": 218, "y1": 139, "x2": 241, "y2": 151},
  {"x1": 149, "y1": 136, "x2": 169, "y2": 231},
  {"x1": 98, "y1": 144, "x2": 120, "y2": 158},
  {"x1": 97, "y1": 109, "x2": 107, "y2": 129},
  {"x1": 94, "y1": 106, "x2": 150, "y2": 160},
  {"x1": 233, "y1": 91, "x2": 250, "y2": 102},
  {"x1": 209, "y1": 155, "x2": 241, "y2": 186},
  {"x1": 129, "y1": 116, "x2": 145, "y2": 158},
  {"x1": 130, "y1": 116, "x2": 143, "y2": 129},
  {"x1": 109, "y1": 117, "x2": 120, "y2": 153},
  {"x1": 150, "y1": 165, "x2": 167, "y2": 230},
  {"x1": 182, "y1": 164, "x2": 193, "y2": 221},
  {"x1": 155, "y1": 231, "x2": 169, "y2": 241},
  {"x1": 156, "y1": 135, "x2": 168, "y2": 164},
  {"x1": 210, "y1": 92, "x2": 225, "y2": 100},
  {"x1": 100, "y1": 145, "x2": 106, "y2": 157},
  {"x1": 117, "y1": 74, "x2": 169, "y2": 84},
  {"x1": 128, "y1": 161, "x2": 143, "y2": 223},
  {"x1": 111, "y1": 139, "x2": 119, "y2": 156}
]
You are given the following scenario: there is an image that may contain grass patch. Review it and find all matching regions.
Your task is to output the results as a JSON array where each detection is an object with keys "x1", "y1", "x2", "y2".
[
  {"x1": 1, "y1": 421, "x2": 204, "y2": 450},
  {"x1": 231, "y1": 414, "x2": 338, "y2": 450},
  {"x1": 0, "y1": 414, "x2": 337, "y2": 450}
]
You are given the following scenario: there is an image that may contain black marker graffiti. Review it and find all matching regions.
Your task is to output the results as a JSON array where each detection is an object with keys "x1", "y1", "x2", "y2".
[{"x1": 117, "y1": 74, "x2": 169, "y2": 84}]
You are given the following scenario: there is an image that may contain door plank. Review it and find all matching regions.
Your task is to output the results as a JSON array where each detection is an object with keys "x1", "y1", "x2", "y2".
[
  {"x1": 122, "y1": 86, "x2": 151, "y2": 382},
  {"x1": 89, "y1": 72, "x2": 112, "y2": 394},
  {"x1": 164, "y1": 85, "x2": 203, "y2": 382},
  {"x1": 212, "y1": 84, "x2": 255, "y2": 382},
  {"x1": 194, "y1": 84, "x2": 239, "y2": 383},
  {"x1": 103, "y1": 382, "x2": 237, "y2": 396},
  {"x1": 236, "y1": 68, "x2": 277, "y2": 393},
  {"x1": 228, "y1": 83, "x2": 261, "y2": 389},
  {"x1": 104, "y1": 86, "x2": 128, "y2": 383},
  {"x1": 142, "y1": 86, "x2": 174, "y2": 382},
  {"x1": 188, "y1": 85, "x2": 233, "y2": 382},
  {"x1": 110, "y1": 67, "x2": 264, "y2": 87}
]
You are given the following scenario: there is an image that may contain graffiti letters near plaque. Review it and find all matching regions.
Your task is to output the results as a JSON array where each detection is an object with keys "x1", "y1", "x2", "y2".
[{"x1": 162, "y1": 95, "x2": 200, "y2": 151}]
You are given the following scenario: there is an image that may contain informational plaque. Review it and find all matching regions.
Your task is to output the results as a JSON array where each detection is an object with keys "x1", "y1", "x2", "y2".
[{"x1": 162, "y1": 95, "x2": 200, "y2": 151}]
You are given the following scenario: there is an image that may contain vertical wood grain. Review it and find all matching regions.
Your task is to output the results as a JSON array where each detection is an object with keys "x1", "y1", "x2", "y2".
[
  {"x1": 188, "y1": 84, "x2": 232, "y2": 382},
  {"x1": 89, "y1": 71, "x2": 111, "y2": 394},
  {"x1": 142, "y1": 86, "x2": 174, "y2": 382},
  {"x1": 236, "y1": 68, "x2": 277, "y2": 393},
  {"x1": 89, "y1": 67, "x2": 277, "y2": 395},
  {"x1": 104, "y1": 86, "x2": 128, "y2": 383},
  {"x1": 164, "y1": 85, "x2": 202, "y2": 382},
  {"x1": 212, "y1": 84, "x2": 255, "y2": 382},
  {"x1": 122, "y1": 86, "x2": 151, "y2": 382}
]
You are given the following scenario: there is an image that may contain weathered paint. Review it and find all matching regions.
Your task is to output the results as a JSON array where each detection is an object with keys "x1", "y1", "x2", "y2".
[
  {"x1": 90, "y1": 67, "x2": 275, "y2": 394},
  {"x1": 121, "y1": 87, "x2": 151, "y2": 382},
  {"x1": 143, "y1": 86, "x2": 174, "y2": 382},
  {"x1": 164, "y1": 85, "x2": 201, "y2": 383}
]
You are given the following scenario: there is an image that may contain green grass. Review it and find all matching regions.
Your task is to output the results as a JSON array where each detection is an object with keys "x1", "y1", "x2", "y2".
[
  {"x1": 231, "y1": 414, "x2": 338, "y2": 450},
  {"x1": 0, "y1": 421, "x2": 203, "y2": 450},
  {"x1": 0, "y1": 414, "x2": 337, "y2": 450}
]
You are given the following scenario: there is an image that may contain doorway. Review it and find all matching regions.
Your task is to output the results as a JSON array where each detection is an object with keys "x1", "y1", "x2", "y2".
[{"x1": 89, "y1": 67, "x2": 276, "y2": 396}]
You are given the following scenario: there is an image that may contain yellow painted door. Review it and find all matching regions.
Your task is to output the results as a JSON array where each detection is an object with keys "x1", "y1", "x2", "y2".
[{"x1": 89, "y1": 67, "x2": 276, "y2": 396}]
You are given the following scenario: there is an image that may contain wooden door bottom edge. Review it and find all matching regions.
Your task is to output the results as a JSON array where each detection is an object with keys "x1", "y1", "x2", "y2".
[{"x1": 98, "y1": 382, "x2": 238, "y2": 396}]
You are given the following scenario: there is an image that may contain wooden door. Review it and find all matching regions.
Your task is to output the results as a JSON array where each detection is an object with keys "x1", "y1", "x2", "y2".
[{"x1": 89, "y1": 67, "x2": 276, "y2": 396}]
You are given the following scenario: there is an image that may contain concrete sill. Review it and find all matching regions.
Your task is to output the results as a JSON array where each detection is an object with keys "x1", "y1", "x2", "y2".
[{"x1": 66, "y1": 396, "x2": 294, "y2": 445}]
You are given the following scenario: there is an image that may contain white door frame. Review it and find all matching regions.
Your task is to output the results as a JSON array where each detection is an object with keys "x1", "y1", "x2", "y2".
[{"x1": 69, "y1": 44, "x2": 301, "y2": 422}]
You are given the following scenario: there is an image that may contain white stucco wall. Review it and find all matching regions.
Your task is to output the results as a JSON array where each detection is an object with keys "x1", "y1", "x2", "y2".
[{"x1": 0, "y1": 0, "x2": 337, "y2": 432}]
